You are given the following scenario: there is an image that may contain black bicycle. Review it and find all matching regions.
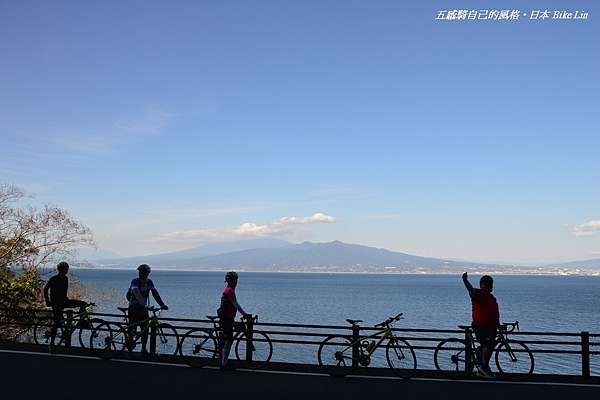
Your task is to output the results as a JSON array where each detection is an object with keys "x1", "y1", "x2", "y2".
[
  {"x1": 33, "y1": 303, "x2": 102, "y2": 349},
  {"x1": 434, "y1": 321, "x2": 534, "y2": 380},
  {"x1": 178, "y1": 314, "x2": 273, "y2": 369}
]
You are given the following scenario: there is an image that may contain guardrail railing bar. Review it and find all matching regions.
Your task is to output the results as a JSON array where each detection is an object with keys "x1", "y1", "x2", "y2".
[{"x1": 3, "y1": 307, "x2": 600, "y2": 378}]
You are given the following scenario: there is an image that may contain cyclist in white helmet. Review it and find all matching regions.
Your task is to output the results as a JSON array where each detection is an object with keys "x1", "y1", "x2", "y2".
[{"x1": 126, "y1": 264, "x2": 168, "y2": 355}]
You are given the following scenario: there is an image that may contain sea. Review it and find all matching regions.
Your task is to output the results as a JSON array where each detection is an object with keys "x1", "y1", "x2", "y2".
[{"x1": 65, "y1": 269, "x2": 600, "y2": 376}]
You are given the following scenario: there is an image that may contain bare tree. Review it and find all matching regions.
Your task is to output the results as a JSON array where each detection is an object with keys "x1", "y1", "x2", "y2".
[
  {"x1": 0, "y1": 183, "x2": 94, "y2": 340},
  {"x1": 0, "y1": 183, "x2": 94, "y2": 272}
]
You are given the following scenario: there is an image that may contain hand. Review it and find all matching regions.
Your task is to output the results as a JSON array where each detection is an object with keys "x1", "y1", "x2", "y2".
[
  {"x1": 462, "y1": 272, "x2": 468, "y2": 280},
  {"x1": 161, "y1": 305, "x2": 169, "y2": 310},
  {"x1": 243, "y1": 313, "x2": 251, "y2": 318}
]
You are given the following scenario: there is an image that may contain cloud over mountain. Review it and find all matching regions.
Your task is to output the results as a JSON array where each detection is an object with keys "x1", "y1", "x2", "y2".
[
  {"x1": 155, "y1": 213, "x2": 336, "y2": 244},
  {"x1": 573, "y1": 220, "x2": 600, "y2": 236}
]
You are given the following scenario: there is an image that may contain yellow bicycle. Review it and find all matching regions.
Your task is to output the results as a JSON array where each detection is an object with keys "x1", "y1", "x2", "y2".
[
  {"x1": 89, "y1": 306, "x2": 178, "y2": 359},
  {"x1": 318, "y1": 313, "x2": 417, "y2": 379}
]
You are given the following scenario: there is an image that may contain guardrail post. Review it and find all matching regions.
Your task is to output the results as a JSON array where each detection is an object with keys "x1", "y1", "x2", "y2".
[
  {"x1": 150, "y1": 322, "x2": 157, "y2": 355},
  {"x1": 464, "y1": 330, "x2": 472, "y2": 373},
  {"x1": 581, "y1": 331, "x2": 590, "y2": 378},
  {"x1": 64, "y1": 310, "x2": 73, "y2": 348},
  {"x1": 351, "y1": 324, "x2": 360, "y2": 368},
  {"x1": 245, "y1": 316, "x2": 254, "y2": 362}
]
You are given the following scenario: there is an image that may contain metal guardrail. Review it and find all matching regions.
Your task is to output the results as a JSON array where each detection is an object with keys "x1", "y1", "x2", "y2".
[{"x1": 1, "y1": 307, "x2": 599, "y2": 378}]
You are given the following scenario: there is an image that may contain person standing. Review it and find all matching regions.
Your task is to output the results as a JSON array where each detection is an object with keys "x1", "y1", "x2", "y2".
[
  {"x1": 43, "y1": 261, "x2": 87, "y2": 352},
  {"x1": 126, "y1": 264, "x2": 168, "y2": 356},
  {"x1": 462, "y1": 272, "x2": 500, "y2": 378},
  {"x1": 217, "y1": 271, "x2": 250, "y2": 370}
]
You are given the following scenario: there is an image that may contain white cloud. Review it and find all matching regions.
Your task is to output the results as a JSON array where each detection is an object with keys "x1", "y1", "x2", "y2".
[
  {"x1": 573, "y1": 220, "x2": 600, "y2": 236},
  {"x1": 155, "y1": 213, "x2": 337, "y2": 243}
]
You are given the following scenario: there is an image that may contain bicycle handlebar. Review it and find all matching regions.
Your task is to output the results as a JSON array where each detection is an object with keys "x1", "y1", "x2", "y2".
[
  {"x1": 147, "y1": 306, "x2": 167, "y2": 313},
  {"x1": 240, "y1": 314, "x2": 258, "y2": 323},
  {"x1": 500, "y1": 321, "x2": 519, "y2": 332},
  {"x1": 374, "y1": 312, "x2": 404, "y2": 328}
]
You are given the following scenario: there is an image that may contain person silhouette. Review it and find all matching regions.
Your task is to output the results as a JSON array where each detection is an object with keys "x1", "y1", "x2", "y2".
[
  {"x1": 462, "y1": 272, "x2": 500, "y2": 378},
  {"x1": 126, "y1": 264, "x2": 168, "y2": 356},
  {"x1": 43, "y1": 261, "x2": 87, "y2": 352},
  {"x1": 217, "y1": 271, "x2": 250, "y2": 370}
]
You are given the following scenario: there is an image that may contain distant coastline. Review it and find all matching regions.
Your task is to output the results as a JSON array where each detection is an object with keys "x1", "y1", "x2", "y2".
[
  {"x1": 76, "y1": 240, "x2": 600, "y2": 277},
  {"x1": 72, "y1": 264, "x2": 600, "y2": 277}
]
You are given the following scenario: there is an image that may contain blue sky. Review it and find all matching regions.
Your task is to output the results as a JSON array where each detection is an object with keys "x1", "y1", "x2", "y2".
[{"x1": 1, "y1": 1, "x2": 599, "y2": 263}]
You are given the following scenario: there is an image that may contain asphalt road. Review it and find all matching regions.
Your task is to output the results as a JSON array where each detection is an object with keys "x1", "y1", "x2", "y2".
[{"x1": 1, "y1": 350, "x2": 599, "y2": 400}]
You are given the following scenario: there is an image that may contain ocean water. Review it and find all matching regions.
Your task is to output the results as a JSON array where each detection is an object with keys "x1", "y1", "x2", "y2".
[{"x1": 67, "y1": 269, "x2": 600, "y2": 375}]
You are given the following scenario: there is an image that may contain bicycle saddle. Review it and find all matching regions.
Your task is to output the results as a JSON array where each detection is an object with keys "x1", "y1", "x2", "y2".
[
  {"x1": 117, "y1": 307, "x2": 129, "y2": 313},
  {"x1": 346, "y1": 319, "x2": 363, "y2": 325},
  {"x1": 457, "y1": 325, "x2": 472, "y2": 330},
  {"x1": 206, "y1": 315, "x2": 219, "y2": 321}
]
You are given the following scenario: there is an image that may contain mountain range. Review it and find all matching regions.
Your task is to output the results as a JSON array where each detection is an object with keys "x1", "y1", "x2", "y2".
[
  {"x1": 91, "y1": 239, "x2": 500, "y2": 273},
  {"x1": 83, "y1": 238, "x2": 600, "y2": 274}
]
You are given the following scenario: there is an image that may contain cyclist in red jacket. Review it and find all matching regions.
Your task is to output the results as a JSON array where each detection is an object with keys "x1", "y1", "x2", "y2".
[{"x1": 462, "y1": 272, "x2": 499, "y2": 378}]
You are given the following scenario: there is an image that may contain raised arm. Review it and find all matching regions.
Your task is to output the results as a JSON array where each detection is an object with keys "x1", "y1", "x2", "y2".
[{"x1": 462, "y1": 272, "x2": 476, "y2": 298}]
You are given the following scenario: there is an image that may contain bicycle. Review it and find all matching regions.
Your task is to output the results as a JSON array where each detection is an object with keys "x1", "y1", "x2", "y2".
[
  {"x1": 434, "y1": 321, "x2": 534, "y2": 380},
  {"x1": 179, "y1": 314, "x2": 273, "y2": 369},
  {"x1": 317, "y1": 313, "x2": 417, "y2": 379},
  {"x1": 33, "y1": 303, "x2": 102, "y2": 349},
  {"x1": 89, "y1": 306, "x2": 178, "y2": 360}
]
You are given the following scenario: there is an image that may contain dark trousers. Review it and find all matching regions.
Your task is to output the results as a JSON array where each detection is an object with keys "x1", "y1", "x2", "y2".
[
  {"x1": 473, "y1": 325, "x2": 497, "y2": 368},
  {"x1": 51, "y1": 299, "x2": 87, "y2": 345},
  {"x1": 128, "y1": 306, "x2": 150, "y2": 351}
]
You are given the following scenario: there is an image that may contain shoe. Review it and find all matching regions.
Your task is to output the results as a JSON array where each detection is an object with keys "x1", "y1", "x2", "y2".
[
  {"x1": 483, "y1": 366, "x2": 496, "y2": 379},
  {"x1": 476, "y1": 365, "x2": 495, "y2": 379},
  {"x1": 48, "y1": 344, "x2": 56, "y2": 354},
  {"x1": 140, "y1": 349, "x2": 150, "y2": 359},
  {"x1": 475, "y1": 365, "x2": 487, "y2": 378}
]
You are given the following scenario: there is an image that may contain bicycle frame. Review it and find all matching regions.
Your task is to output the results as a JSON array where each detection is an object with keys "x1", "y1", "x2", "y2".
[
  {"x1": 359, "y1": 327, "x2": 396, "y2": 355},
  {"x1": 337, "y1": 326, "x2": 400, "y2": 362},
  {"x1": 209, "y1": 317, "x2": 252, "y2": 351},
  {"x1": 70, "y1": 308, "x2": 93, "y2": 330},
  {"x1": 111, "y1": 312, "x2": 167, "y2": 351},
  {"x1": 38, "y1": 305, "x2": 94, "y2": 338},
  {"x1": 460, "y1": 324, "x2": 518, "y2": 369}
]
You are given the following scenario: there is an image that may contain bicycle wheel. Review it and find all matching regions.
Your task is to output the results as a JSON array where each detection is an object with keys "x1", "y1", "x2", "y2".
[
  {"x1": 495, "y1": 340, "x2": 534, "y2": 379},
  {"x1": 155, "y1": 323, "x2": 179, "y2": 356},
  {"x1": 33, "y1": 318, "x2": 64, "y2": 346},
  {"x1": 434, "y1": 338, "x2": 474, "y2": 379},
  {"x1": 77, "y1": 318, "x2": 104, "y2": 349},
  {"x1": 235, "y1": 331, "x2": 273, "y2": 368},
  {"x1": 89, "y1": 321, "x2": 125, "y2": 359},
  {"x1": 386, "y1": 338, "x2": 417, "y2": 379},
  {"x1": 179, "y1": 328, "x2": 218, "y2": 368},
  {"x1": 317, "y1": 335, "x2": 356, "y2": 377}
]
